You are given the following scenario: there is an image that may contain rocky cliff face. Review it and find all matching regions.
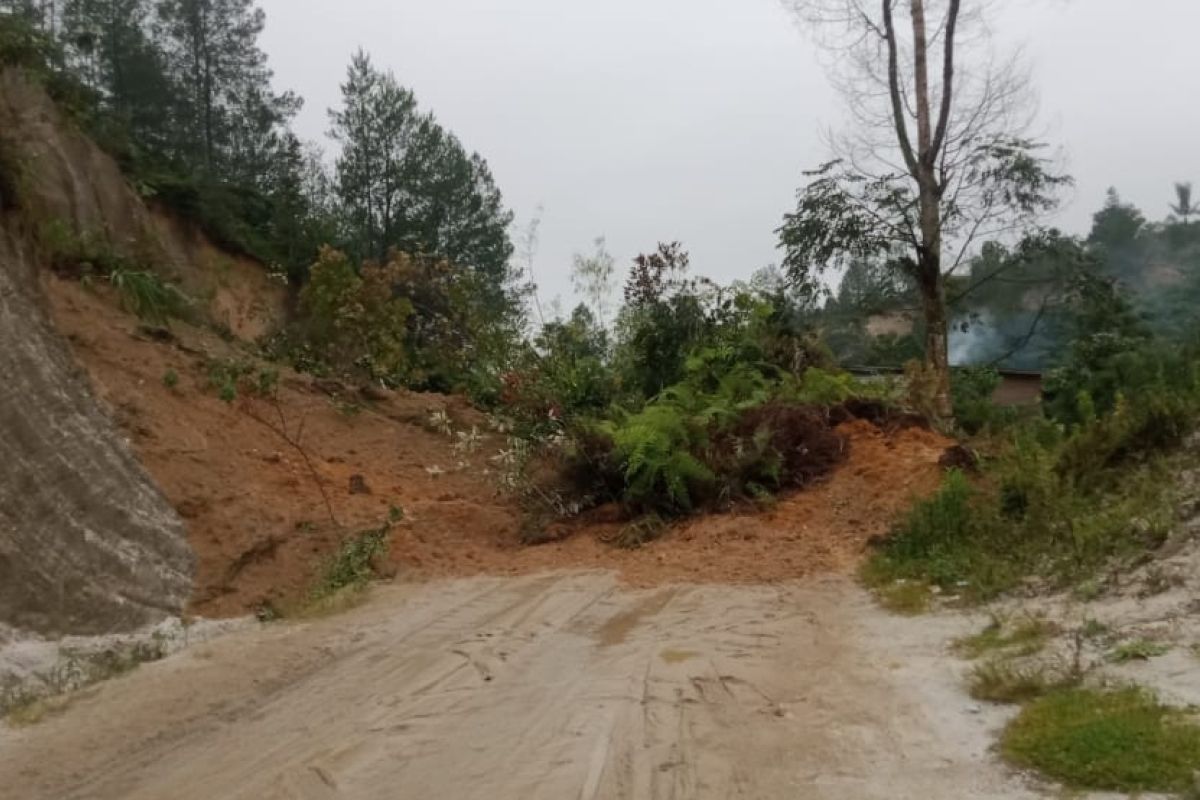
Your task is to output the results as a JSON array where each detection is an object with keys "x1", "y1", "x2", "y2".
[{"x1": 0, "y1": 67, "x2": 284, "y2": 636}]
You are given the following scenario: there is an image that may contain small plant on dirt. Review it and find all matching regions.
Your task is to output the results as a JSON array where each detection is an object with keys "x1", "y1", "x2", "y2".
[
  {"x1": 453, "y1": 426, "x2": 483, "y2": 455},
  {"x1": 428, "y1": 409, "x2": 455, "y2": 437},
  {"x1": 109, "y1": 267, "x2": 190, "y2": 326},
  {"x1": 207, "y1": 359, "x2": 249, "y2": 403},
  {"x1": 1001, "y1": 687, "x2": 1200, "y2": 793},
  {"x1": 162, "y1": 369, "x2": 180, "y2": 390},
  {"x1": 606, "y1": 514, "x2": 667, "y2": 550},
  {"x1": 310, "y1": 525, "x2": 392, "y2": 602},
  {"x1": 1107, "y1": 639, "x2": 1171, "y2": 663},
  {"x1": 1080, "y1": 619, "x2": 1110, "y2": 640},
  {"x1": 967, "y1": 660, "x2": 1074, "y2": 704},
  {"x1": 331, "y1": 397, "x2": 363, "y2": 418},
  {"x1": 873, "y1": 580, "x2": 933, "y2": 616},
  {"x1": 955, "y1": 616, "x2": 1056, "y2": 660}
]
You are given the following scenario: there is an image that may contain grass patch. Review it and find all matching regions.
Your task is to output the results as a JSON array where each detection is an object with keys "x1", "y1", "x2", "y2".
[
  {"x1": 1001, "y1": 687, "x2": 1200, "y2": 793},
  {"x1": 871, "y1": 580, "x2": 933, "y2": 615},
  {"x1": 109, "y1": 267, "x2": 190, "y2": 326},
  {"x1": 866, "y1": 443, "x2": 1176, "y2": 603},
  {"x1": 955, "y1": 616, "x2": 1055, "y2": 660},
  {"x1": 967, "y1": 659, "x2": 1074, "y2": 704},
  {"x1": 1107, "y1": 639, "x2": 1171, "y2": 663}
]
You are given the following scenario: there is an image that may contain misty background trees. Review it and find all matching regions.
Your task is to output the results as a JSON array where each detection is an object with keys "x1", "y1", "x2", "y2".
[{"x1": 3, "y1": 0, "x2": 1200, "y2": 425}]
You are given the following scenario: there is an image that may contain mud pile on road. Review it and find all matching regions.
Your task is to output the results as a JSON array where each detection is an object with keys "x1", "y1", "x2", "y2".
[{"x1": 46, "y1": 273, "x2": 955, "y2": 615}]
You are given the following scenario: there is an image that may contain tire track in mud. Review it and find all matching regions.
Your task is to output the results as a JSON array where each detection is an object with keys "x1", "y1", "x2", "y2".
[{"x1": 0, "y1": 572, "x2": 1043, "y2": 800}]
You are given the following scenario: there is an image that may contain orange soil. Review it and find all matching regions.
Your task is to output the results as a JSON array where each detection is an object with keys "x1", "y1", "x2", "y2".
[{"x1": 45, "y1": 277, "x2": 954, "y2": 617}]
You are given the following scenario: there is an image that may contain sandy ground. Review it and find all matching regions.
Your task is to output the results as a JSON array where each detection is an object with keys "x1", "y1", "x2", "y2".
[{"x1": 0, "y1": 572, "x2": 1041, "y2": 800}]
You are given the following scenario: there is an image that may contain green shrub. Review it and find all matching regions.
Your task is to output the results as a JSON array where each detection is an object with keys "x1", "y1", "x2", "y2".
[
  {"x1": 1001, "y1": 688, "x2": 1200, "y2": 793},
  {"x1": 109, "y1": 268, "x2": 189, "y2": 325},
  {"x1": 867, "y1": 391, "x2": 1182, "y2": 602},
  {"x1": 609, "y1": 402, "x2": 716, "y2": 513},
  {"x1": 592, "y1": 362, "x2": 855, "y2": 516},
  {"x1": 310, "y1": 526, "x2": 391, "y2": 601},
  {"x1": 951, "y1": 366, "x2": 1015, "y2": 435}
]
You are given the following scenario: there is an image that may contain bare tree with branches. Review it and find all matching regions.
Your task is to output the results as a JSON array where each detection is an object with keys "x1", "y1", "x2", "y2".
[{"x1": 777, "y1": 0, "x2": 1070, "y2": 417}]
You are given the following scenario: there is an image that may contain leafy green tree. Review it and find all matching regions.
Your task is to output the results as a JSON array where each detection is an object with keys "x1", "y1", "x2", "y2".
[{"x1": 615, "y1": 243, "x2": 715, "y2": 398}]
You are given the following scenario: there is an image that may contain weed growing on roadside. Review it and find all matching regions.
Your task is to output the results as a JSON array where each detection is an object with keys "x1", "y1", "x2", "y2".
[
  {"x1": 955, "y1": 616, "x2": 1056, "y2": 660},
  {"x1": 309, "y1": 525, "x2": 391, "y2": 602},
  {"x1": 1107, "y1": 639, "x2": 1171, "y2": 663},
  {"x1": 1001, "y1": 687, "x2": 1200, "y2": 793},
  {"x1": 872, "y1": 580, "x2": 933, "y2": 615},
  {"x1": 967, "y1": 660, "x2": 1075, "y2": 704}
]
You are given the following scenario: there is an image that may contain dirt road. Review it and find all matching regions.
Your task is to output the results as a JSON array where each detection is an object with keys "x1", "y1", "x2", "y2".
[{"x1": 0, "y1": 572, "x2": 1040, "y2": 799}]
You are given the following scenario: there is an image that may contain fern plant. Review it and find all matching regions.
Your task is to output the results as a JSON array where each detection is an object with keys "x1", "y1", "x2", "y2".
[{"x1": 609, "y1": 402, "x2": 715, "y2": 513}]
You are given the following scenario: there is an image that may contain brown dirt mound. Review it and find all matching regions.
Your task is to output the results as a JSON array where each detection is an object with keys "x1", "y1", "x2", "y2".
[
  {"x1": 503, "y1": 418, "x2": 951, "y2": 587},
  {"x1": 46, "y1": 276, "x2": 954, "y2": 616}
]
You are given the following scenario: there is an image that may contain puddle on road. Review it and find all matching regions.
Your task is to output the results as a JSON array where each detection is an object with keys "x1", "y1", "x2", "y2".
[
  {"x1": 593, "y1": 589, "x2": 677, "y2": 647},
  {"x1": 659, "y1": 649, "x2": 700, "y2": 664}
]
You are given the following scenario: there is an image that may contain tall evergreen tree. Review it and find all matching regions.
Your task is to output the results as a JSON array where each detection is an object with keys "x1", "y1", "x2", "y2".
[
  {"x1": 329, "y1": 50, "x2": 420, "y2": 264},
  {"x1": 155, "y1": 0, "x2": 292, "y2": 177},
  {"x1": 329, "y1": 51, "x2": 514, "y2": 292},
  {"x1": 61, "y1": 0, "x2": 176, "y2": 153}
]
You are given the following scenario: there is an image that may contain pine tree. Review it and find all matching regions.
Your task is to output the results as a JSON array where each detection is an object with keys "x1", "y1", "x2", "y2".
[
  {"x1": 329, "y1": 50, "x2": 514, "y2": 290},
  {"x1": 329, "y1": 50, "x2": 420, "y2": 264},
  {"x1": 61, "y1": 0, "x2": 176, "y2": 152},
  {"x1": 155, "y1": 0, "x2": 292, "y2": 177}
]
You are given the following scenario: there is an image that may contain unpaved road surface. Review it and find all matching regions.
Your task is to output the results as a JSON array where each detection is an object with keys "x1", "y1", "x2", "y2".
[{"x1": 0, "y1": 572, "x2": 1041, "y2": 799}]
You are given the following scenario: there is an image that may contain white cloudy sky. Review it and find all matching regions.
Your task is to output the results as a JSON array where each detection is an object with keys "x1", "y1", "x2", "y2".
[{"x1": 259, "y1": 0, "x2": 1200, "y2": 307}]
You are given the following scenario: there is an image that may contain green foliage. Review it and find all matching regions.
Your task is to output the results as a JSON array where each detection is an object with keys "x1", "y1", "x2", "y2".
[
  {"x1": 1107, "y1": 639, "x2": 1171, "y2": 663},
  {"x1": 162, "y1": 369, "x2": 179, "y2": 389},
  {"x1": 955, "y1": 616, "x2": 1054, "y2": 660},
  {"x1": 35, "y1": 218, "x2": 191, "y2": 325},
  {"x1": 867, "y1": 392, "x2": 1181, "y2": 601},
  {"x1": 951, "y1": 366, "x2": 1011, "y2": 435},
  {"x1": 967, "y1": 660, "x2": 1071, "y2": 705},
  {"x1": 586, "y1": 364, "x2": 861, "y2": 517},
  {"x1": 330, "y1": 50, "x2": 515, "y2": 290},
  {"x1": 288, "y1": 247, "x2": 413, "y2": 382},
  {"x1": 310, "y1": 525, "x2": 391, "y2": 601},
  {"x1": 1001, "y1": 688, "x2": 1200, "y2": 793},
  {"x1": 205, "y1": 359, "x2": 277, "y2": 404},
  {"x1": 108, "y1": 267, "x2": 189, "y2": 325},
  {"x1": 609, "y1": 401, "x2": 717, "y2": 513}
]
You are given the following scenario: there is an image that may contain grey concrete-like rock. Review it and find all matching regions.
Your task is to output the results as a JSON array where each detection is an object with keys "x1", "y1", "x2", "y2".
[{"x1": 0, "y1": 69, "x2": 193, "y2": 636}]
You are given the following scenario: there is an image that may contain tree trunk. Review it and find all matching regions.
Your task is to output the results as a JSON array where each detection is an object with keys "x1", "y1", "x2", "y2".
[
  {"x1": 919, "y1": 265, "x2": 953, "y2": 419},
  {"x1": 909, "y1": 0, "x2": 953, "y2": 420}
]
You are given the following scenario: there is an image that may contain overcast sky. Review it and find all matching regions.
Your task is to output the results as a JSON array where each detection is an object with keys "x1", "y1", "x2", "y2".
[{"x1": 258, "y1": 0, "x2": 1200, "y2": 309}]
